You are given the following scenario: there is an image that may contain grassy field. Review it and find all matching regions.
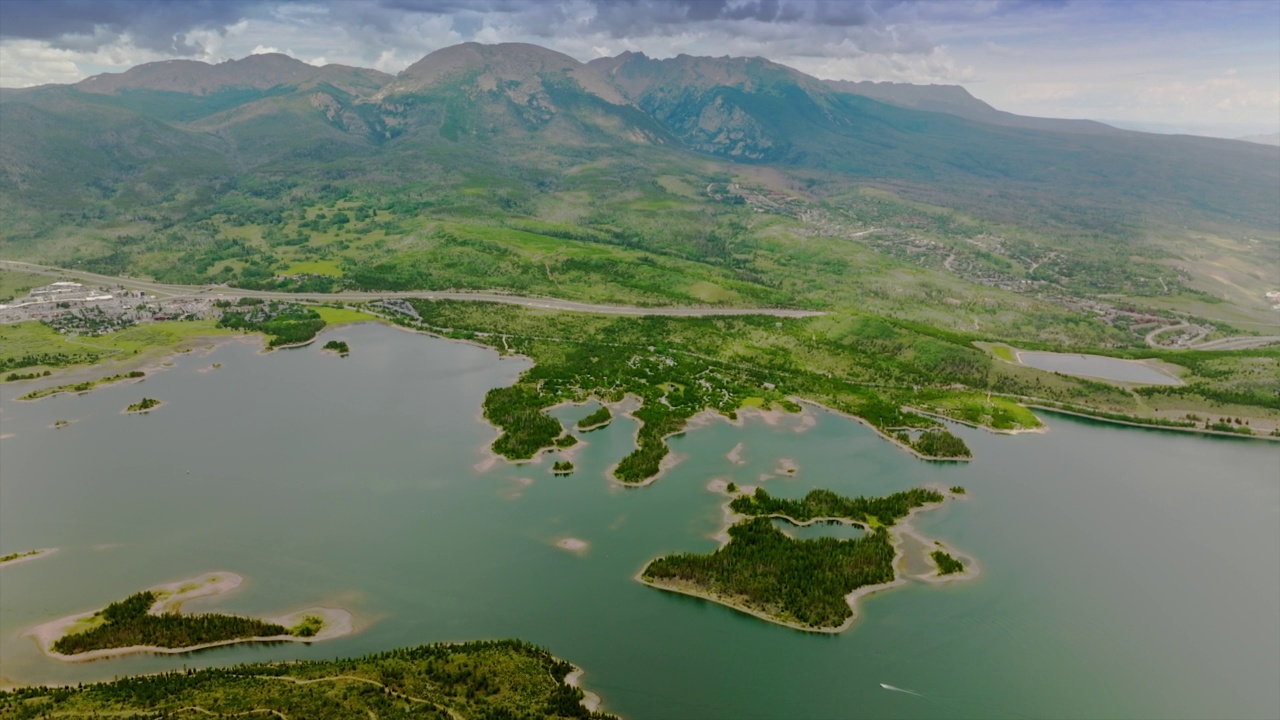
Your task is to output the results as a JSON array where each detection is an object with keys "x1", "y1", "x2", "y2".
[
  {"x1": 313, "y1": 306, "x2": 383, "y2": 325},
  {"x1": 0, "y1": 269, "x2": 47, "y2": 303},
  {"x1": 0, "y1": 320, "x2": 236, "y2": 375}
]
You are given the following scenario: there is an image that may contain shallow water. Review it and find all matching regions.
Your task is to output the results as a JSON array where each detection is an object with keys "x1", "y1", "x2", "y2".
[
  {"x1": 774, "y1": 518, "x2": 867, "y2": 541},
  {"x1": 1, "y1": 323, "x2": 1276, "y2": 719},
  {"x1": 1016, "y1": 350, "x2": 1181, "y2": 384}
]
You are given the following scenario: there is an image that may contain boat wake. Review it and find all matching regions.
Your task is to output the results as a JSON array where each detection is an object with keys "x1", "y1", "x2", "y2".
[{"x1": 879, "y1": 683, "x2": 923, "y2": 697}]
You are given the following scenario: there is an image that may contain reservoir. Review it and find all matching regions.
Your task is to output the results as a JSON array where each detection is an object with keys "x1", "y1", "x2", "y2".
[
  {"x1": 1015, "y1": 350, "x2": 1182, "y2": 385},
  {"x1": 1, "y1": 323, "x2": 1276, "y2": 719}
]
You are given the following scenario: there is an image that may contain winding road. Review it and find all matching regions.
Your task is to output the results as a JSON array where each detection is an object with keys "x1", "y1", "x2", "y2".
[{"x1": 0, "y1": 260, "x2": 824, "y2": 318}]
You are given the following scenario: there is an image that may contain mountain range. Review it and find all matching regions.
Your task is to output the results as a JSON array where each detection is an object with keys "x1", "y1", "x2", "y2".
[{"x1": 2, "y1": 42, "x2": 1276, "y2": 237}]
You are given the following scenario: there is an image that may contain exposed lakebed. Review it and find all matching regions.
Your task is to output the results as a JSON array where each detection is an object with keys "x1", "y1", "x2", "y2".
[
  {"x1": 1, "y1": 323, "x2": 1276, "y2": 719},
  {"x1": 1015, "y1": 350, "x2": 1183, "y2": 385}
]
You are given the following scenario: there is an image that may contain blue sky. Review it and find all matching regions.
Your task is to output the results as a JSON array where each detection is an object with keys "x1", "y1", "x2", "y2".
[{"x1": 1, "y1": 0, "x2": 1276, "y2": 137}]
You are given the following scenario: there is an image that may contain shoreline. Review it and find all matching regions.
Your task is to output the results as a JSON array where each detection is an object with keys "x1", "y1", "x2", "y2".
[
  {"x1": 563, "y1": 666, "x2": 603, "y2": 714},
  {"x1": 1024, "y1": 404, "x2": 1280, "y2": 443},
  {"x1": 25, "y1": 571, "x2": 354, "y2": 663},
  {"x1": 795, "y1": 399, "x2": 973, "y2": 463},
  {"x1": 0, "y1": 548, "x2": 58, "y2": 568},
  {"x1": 639, "y1": 484, "x2": 977, "y2": 633},
  {"x1": 902, "y1": 405, "x2": 1045, "y2": 436}
]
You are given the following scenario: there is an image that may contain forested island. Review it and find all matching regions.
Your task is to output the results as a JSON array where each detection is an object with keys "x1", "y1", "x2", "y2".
[
  {"x1": 0, "y1": 640, "x2": 615, "y2": 719},
  {"x1": 125, "y1": 397, "x2": 161, "y2": 413},
  {"x1": 31, "y1": 573, "x2": 351, "y2": 661},
  {"x1": 577, "y1": 406, "x2": 613, "y2": 431},
  {"x1": 50, "y1": 591, "x2": 290, "y2": 656},
  {"x1": 322, "y1": 339, "x2": 350, "y2": 355},
  {"x1": 640, "y1": 486, "x2": 972, "y2": 631},
  {"x1": 932, "y1": 550, "x2": 965, "y2": 575}
]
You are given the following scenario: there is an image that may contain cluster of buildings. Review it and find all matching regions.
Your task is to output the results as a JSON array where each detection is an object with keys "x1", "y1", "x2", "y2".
[{"x1": 0, "y1": 282, "x2": 219, "y2": 333}]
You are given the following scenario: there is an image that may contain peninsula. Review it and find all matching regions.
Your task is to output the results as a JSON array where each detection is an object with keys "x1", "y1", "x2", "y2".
[
  {"x1": 0, "y1": 640, "x2": 615, "y2": 719},
  {"x1": 28, "y1": 572, "x2": 352, "y2": 661},
  {"x1": 639, "y1": 485, "x2": 977, "y2": 632}
]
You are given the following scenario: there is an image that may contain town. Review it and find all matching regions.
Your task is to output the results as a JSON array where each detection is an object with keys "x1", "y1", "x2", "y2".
[{"x1": 0, "y1": 281, "x2": 219, "y2": 334}]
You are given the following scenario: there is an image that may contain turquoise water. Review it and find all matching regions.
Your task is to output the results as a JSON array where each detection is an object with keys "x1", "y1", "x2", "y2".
[
  {"x1": 1, "y1": 323, "x2": 1277, "y2": 719},
  {"x1": 1016, "y1": 351, "x2": 1181, "y2": 385}
]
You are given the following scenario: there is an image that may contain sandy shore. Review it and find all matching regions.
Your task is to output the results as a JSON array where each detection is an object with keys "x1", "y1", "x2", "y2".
[
  {"x1": 26, "y1": 571, "x2": 354, "y2": 662},
  {"x1": 564, "y1": 666, "x2": 603, "y2": 713},
  {"x1": 640, "y1": 484, "x2": 977, "y2": 633},
  {"x1": 726, "y1": 442, "x2": 747, "y2": 465},
  {"x1": 0, "y1": 548, "x2": 58, "y2": 569}
]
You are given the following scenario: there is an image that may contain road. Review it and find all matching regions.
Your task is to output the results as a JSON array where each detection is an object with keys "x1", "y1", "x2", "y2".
[
  {"x1": 1143, "y1": 319, "x2": 1280, "y2": 351},
  {"x1": 0, "y1": 260, "x2": 824, "y2": 318}
]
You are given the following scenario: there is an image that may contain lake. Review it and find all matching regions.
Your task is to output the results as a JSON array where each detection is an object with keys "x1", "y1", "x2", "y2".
[
  {"x1": 1015, "y1": 350, "x2": 1182, "y2": 385},
  {"x1": 1, "y1": 323, "x2": 1276, "y2": 719}
]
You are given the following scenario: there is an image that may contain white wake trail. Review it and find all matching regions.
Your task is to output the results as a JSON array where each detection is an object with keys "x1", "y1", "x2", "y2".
[{"x1": 879, "y1": 683, "x2": 923, "y2": 697}]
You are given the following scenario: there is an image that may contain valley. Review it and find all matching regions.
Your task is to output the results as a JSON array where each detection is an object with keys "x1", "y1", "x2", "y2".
[{"x1": 1, "y1": 32, "x2": 1277, "y2": 720}]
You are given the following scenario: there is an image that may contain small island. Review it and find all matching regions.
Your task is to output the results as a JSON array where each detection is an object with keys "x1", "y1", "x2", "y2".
[
  {"x1": 322, "y1": 339, "x2": 350, "y2": 356},
  {"x1": 21, "y1": 371, "x2": 146, "y2": 401},
  {"x1": 931, "y1": 549, "x2": 965, "y2": 575},
  {"x1": 28, "y1": 572, "x2": 352, "y2": 661},
  {"x1": 125, "y1": 397, "x2": 162, "y2": 413},
  {"x1": 552, "y1": 460, "x2": 575, "y2": 475},
  {"x1": 576, "y1": 406, "x2": 612, "y2": 431},
  {"x1": 639, "y1": 486, "x2": 976, "y2": 632},
  {"x1": 0, "y1": 548, "x2": 57, "y2": 568}
]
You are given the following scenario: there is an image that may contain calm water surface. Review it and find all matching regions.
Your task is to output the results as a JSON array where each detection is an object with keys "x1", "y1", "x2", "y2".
[{"x1": 1, "y1": 323, "x2": 1276, "y2": 719}]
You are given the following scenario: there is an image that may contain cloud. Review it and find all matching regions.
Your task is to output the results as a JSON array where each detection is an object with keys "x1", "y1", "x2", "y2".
[{"x1": 0, "y1": 0, "x2": 271, "y2": 54}]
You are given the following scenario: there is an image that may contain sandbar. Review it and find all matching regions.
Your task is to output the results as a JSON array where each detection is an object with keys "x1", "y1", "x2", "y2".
[
  {"x1": 555, "y1": 537, "x2": 590, "y2": 554},
  {"x1": 0, "y1": 548, "x2": 58, "y2": 569}
]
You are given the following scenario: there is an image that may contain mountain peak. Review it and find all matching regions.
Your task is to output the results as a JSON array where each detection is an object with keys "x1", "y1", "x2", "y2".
[{"x1": 381, "y1": 42, "x2": 628, "y2": 105}]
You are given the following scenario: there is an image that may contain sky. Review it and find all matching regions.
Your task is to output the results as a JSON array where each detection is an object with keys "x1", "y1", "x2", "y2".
[{"x1": 0, "y1": 0, "x2": 1276, "y2": 137}]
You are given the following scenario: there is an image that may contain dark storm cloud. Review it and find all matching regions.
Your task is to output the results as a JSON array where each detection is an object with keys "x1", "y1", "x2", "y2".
[
  {"x1": 0, "y1": 0, "x2": 270, "y2": 53},
  {"x1": 0, "y1": 0, "x2": 949, "y2": 57}
]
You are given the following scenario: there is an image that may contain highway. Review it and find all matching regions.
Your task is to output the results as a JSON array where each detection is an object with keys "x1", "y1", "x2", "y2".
[{"x1": 0, "y1": 260, "x2": 824, "y2": 318}]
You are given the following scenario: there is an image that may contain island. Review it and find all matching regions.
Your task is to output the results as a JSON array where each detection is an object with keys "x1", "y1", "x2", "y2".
[
  {"x1": 639, "y1": 486, "x2": 976, "y2": 632},
  {"x1": 552, "y1": 460, "x2": 575, "y2": 475},
  {"x1": 576, "y1": 406, "x2": 613, "y2": 431},
  {"x1": 931, "y1": 549, "x2": 965, "y2": 575},
  {"x1": 0, "y1": 548, "x2": 57, "y2": 568},
  {"x1": 322, "y1": 339, "x2": 350, "y2": 356},
  {"x1": 0, "y1": 640, "x2": 615, "y2": 719},
  {"x1": 125, "y1": 397, "x2": 162, "y2": 413},
  {"x1": 28, "y1": 572, "x2": 352, "y2": 661},
  {"x1": 21, "y1": 371, "x2": 146, "y2": 401}
]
